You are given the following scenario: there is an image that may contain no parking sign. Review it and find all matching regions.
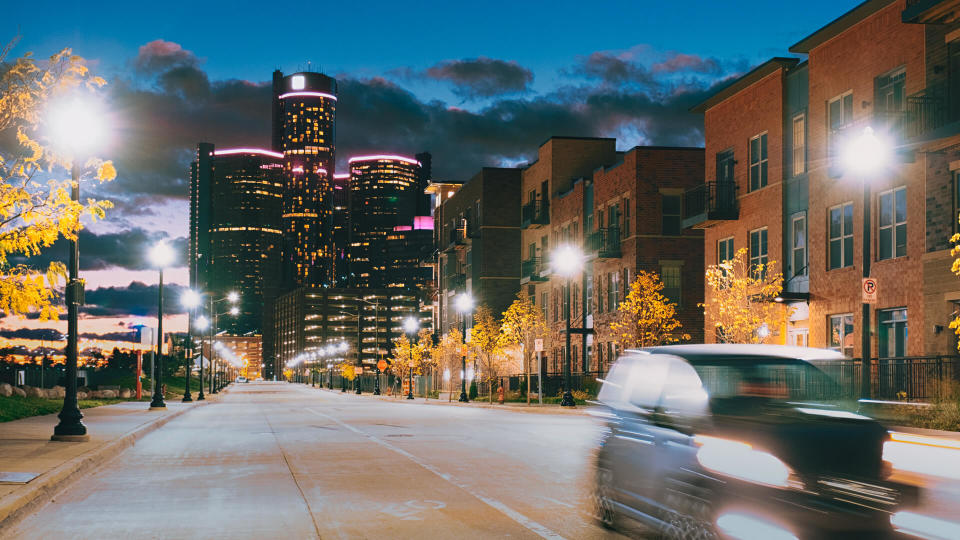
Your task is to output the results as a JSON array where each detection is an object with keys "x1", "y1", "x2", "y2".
[{"x1": 862, "y1": 278, "x2": 878, "y2": 304}]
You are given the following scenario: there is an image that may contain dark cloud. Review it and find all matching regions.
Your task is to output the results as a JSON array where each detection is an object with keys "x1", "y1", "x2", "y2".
[
  {"x1": 82, "y1": 281, "x2": 189, "y2": 317},
  {"x1": 567, "y1": 51, "x2": 656, "y2": 87},
  {"x1": 133, "y1": 40, "x2": 200, "y2": 74},
  {"x1": 421, "y1": 57, "x2": 534, "y2": 99},
  {"x1": 9, "y1": 228, "x2": 187, "y2": 272},
  {"x1": 0, "y1": 328, "x2": 64, "y2": 341},
  {"x1": 652, "y1": 52, "x2": 723, "y2": 75}
]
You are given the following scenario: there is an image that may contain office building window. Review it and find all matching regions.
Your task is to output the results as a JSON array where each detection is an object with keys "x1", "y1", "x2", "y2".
[
  {"x1": 749, "y1": 228, "x2": 768, "y2": 278},
  {"x1": 792, "y1": 114, "x2": 806, "y2": 176},
  {"x1": 661, "y1": 264, "x2": 682, "y2": 306},
  {"x1": 878, "y1": 186, "x2": 906, "y2": 260},
  {"x1": 829, "y1": 202, "x2": 854, "y2": 269},
  {"x1": 717, "y1": 237, "x2": 734, "y2": 264},
  {"x1": 791, "y1": 213, "x2": 807, "y2": 277},
  {"x1": 662, "y1": 194, "x2": 682, "y2": 236},
  {"x1": 878, "y1": 308, "x2": 907, "y2": 358},
  {"x1": 829, "y1": 314, "x2": 855, "y2": 357},
  {"x1": 749, "y1": 133, "x2": 768, "y2": 191}
]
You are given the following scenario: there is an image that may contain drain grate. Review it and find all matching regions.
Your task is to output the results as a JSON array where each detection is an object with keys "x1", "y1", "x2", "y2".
[{"x1": 0, "y1": 472, "x2": 41, "y2": 484}]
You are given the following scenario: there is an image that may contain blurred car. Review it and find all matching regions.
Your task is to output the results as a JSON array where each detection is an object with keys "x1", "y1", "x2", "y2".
[
  {"x1": 235, "y1": 376, "x2": 248, "y2": 383},
  {"x1": 593, "y1": 344, "x2": 920, "y2": 539}
]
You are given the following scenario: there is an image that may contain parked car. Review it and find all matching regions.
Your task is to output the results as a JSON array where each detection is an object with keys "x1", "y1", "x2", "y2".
[
  {"x1": 593, "y1": 344, "x2": 920, "y2": 539},
  {"x1": 235, "y1": 376, "x2": 248, "y2": 383}
]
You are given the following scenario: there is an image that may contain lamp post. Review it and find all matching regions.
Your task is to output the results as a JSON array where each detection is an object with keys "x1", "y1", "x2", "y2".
[
  {"x1": 207, "y1": 293, "x2": 239, "y2": 394},
  {"x1": 552, "y1": 245, "x2": 584, "y2": 407},
  {"x1": 49, "y1": 98, "x2": 107, "y2": 442},
  {"x1": 148, "y1": 242, "x2": 175, "y2": 409},
  {"x1": 181, "y1": 289, "x2": 202, "y2": 402},
  {"x1": 194, "y1": 315, "x2": 209, "y2": 400},
  {"x1": 403, "y1": 317, "x2": 418, "y2": 399},
  {"x1": 455, "y1": 292, "x2": 474, "y2": 402},
  {"x1": 844, "y1": 126, "x2": 889, "y2": 400},
  {"x1": 357, "y1": 297, "x2": 381, "y2": 395}
]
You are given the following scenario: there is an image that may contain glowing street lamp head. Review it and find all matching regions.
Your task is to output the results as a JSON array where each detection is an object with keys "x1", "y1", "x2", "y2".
[
  {"x1": 181, "y1": 289, "x2": 201, "y2": 309},
  {"x1": 194, "y1": 315, "x2": 209, "y2": 331},
  {"x1": 339, "y1": 341, "x2": 348, "y2": 352},
  {"x1": 47, "y1": 96, "x2": 108, "y2": 157},
  {"x1": 403, "y1": 316, "x2": 419, "y2": 334},
  {"x1": 843, "y1": 126, "x2": 890, "y2": 175},
  {"x1": 229, "y1": 306, "x2": 240, "y2": 316},
  {"x1": 149, "y1": 241, "x2": 176, "y2": 268},
  {"x1": 227, "y1": 291, "x2": 240, "y2": 303},
  {"x1": 454, "y1": 293, "x2": 474, "y2": 314},
  {"x1": 552, "y1": 245, "x2": 584, "y2": 277}
]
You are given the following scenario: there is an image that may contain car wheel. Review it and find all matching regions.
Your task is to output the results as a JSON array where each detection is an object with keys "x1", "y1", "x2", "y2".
[{"x1": 593, "y1": 466, "x2": 618, "y2": 530}]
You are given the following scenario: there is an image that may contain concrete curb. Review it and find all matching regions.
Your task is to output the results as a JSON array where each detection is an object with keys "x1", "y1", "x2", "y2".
[
  {"x1": 0, "y1": 401, "x2": 207, "y2": 531},
  {"x1": 307, "y1": 385, "x2": 594, "y2": 416}
]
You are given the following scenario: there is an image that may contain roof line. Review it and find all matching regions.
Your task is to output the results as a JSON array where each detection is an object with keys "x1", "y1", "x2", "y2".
[
  {"x1": 789, "y1": 0, "x2": 898, "y2": 53},
  {"x1": 690, "y1": 57, "x2": 800, "y2": 114}
]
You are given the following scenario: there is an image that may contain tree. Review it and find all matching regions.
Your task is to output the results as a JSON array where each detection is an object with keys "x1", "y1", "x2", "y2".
[
  {"x1": 949, "y1": 221, "x2": 960, "y2": 349},
  {"x1": 433, "y1": 328, "x2": 465, "y2": 401},
  {"x1": 610, "y1": 270, "x2": 690, "y2": 348},
  {"x1": 470, "y1": 305, "x2": 509, "y2": 403},
  {"x1": 389, "y1": 334, "x2": 415, "y2": 397},
  {"x1": 702, "y1": 248, "x2": 790, "y2": 344},
  {"x1": 0, "y1": 42, "x2": 116, "y2": 319},
  {"x1": 500, "y1": 292, "x2": 547, "y2": 403}
]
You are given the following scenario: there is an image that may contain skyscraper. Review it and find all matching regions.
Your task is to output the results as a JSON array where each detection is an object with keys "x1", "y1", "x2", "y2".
[
  {"x1": 347, "y1": 155, "x2": 425, "y2": 288},
  {"x1": 189, "y1": 145, "x2": 285, "y2": 335},
  {"x1": 332, "y1": 173, "x2": 351, "y2": 287},
  {"x1": 272, "y1": 70, "x2": 338, "y2": 288}
]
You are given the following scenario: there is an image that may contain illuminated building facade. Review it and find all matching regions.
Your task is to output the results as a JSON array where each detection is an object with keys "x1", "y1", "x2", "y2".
[
  {"x1": 348, "y1": 155, "x2": 426, "y2": 288},
  {"x1": 332, "y1": 173, "x2": 351, "y2": 287},
  {"x1": 190, "y1": 145, "x2": 285, "y2": 336},
  {"x1": 272, "y1": 70, "x2": 338, "y2": 288}
]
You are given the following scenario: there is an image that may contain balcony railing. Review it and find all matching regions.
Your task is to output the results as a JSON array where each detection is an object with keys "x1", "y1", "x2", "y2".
[
  {"x1": 586, "y1": 227, "x2": 621, "y2": 259},
  {"x1": 682, "y1": 181, "x2": 739, "y2": 229},
  {"x1": 521, "y1": 257, "x2": 548, "y2": 282},
  {"x1": 906, "y1": 81, "x2": 959, "y2": 141},
  {"x1": 447, "y1": 228, "x2": 467, "y2": 249},
  {"x1": 521, "y1": 199, "x2": 549, "y2": 228},
  {"x1": 447, "y1": 273, "x2": 465, "y2": 290}
]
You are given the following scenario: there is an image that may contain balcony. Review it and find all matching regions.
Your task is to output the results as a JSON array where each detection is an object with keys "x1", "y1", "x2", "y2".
[
  {"x1": 586, "y1": 227, "x2": 621, "y2": 259},
  {"x1": 521, "y1": 199, "x2": 549, "y2": 228},
  {"x1": 905, "y1": 82, "x2": 960, "y2": 142},
  {"x1": 520, "y1": 257, "x2": 548, "y2": 283},
  {"x1": 447, "y1": 273, "x2": 465, "y2": 290},
  {"x1": 682, "y1": 181, "x2": 739, "y2": 229},
  {"x1": 445, "y1": 228, "x2": 467, "y2": 250},
  {"x1": 902, "y1": 0, "x2": 960, "y2": 24}
]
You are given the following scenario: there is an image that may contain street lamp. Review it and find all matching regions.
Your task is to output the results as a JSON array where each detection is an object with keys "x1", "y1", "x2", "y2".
[
  {"x1": 552, "y1": 244, "x2": 584, "y2": 407},
  {"x1": 49, "y1": 97, "x2": 108, "y2": 442},
  {"x1": 403, "y1": 316, "x2": 418, "y2": 399},
  {"x1": 843, "y1": 126, "x2": 890, "y2": 400},
  {"x1": 454, "y1": 292, "x2": 474, "y2": 402},
  {"x1": 180, "y1": 289, "x2": 202, "y2": 403},
  {"x1": 148, "y1": 241, "x2": 175, "y2": 410},
  {"x1": 208, "y1": 292, "x2": 239, "y2": 395},
  {"x1": 194, "y1": 314, "x2": 209, "y2": 400}
]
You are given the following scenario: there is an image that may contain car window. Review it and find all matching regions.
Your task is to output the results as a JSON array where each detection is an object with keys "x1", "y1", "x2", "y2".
[
  {"x1": 626, "y1": 355, "x2": 670, "y2": 409},
  {"x1": 659, "y1": 359, "x2": 708, "y2": 416}
]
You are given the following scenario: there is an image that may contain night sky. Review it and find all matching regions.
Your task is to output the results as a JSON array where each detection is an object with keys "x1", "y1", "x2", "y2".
[{"x1": 1, "y1": 0, "x2": 861, "y2": 338}]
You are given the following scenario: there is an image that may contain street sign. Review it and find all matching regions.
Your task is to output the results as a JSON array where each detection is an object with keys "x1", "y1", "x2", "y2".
[
  {"x1": 534, "y1": 339, "x2": 544, "y2": 352},
  {"x1": 862, "y1": 278, "x2": 878, "y2": 304},
  {"x1": 377, "y1": 359, "x2": 387, "y2": 371}
]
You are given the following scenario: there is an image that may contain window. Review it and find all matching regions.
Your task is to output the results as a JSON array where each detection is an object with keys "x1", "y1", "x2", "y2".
[
  {"x1": 749, "y1": 228, "x2": 768, "y2": 278},
  {"x1": 791, "y1": 213, "x2": 807, "y2": 277},
  {"x1": 622, "y1": 198, "x2": 631, "y2": 238},
  {"x1": 586, "y1": 271, "x2": 594, "y2": 315},
  {"x1": 749, "y1": 133, "x2": 768, "y2": 191},
  {"x1": 878, "y1": 187, "x2": 907, "y2": 260},
  {"x1": 829, "y1": 314, "x2": 855, "y2": 357},
  {"x1": 608, "y1": 272, "x2": 620, "y2": 312},
  {"x1": 541, "y1": 292, "x2": 548, "y2": 321},
  {"x1": 792, "y1": 114, "x2": 806, "y2": 176},
  {"x1": 662, "y1": 194, "x2": 682, "y2": 236},
  {"x1": 876, "y1": 68, "x2": 906, "y2": 115},
  {"x1": 828, "y1": 92, "x2": 854, "y2": 171},
  {"x1": 717, "y1": 150, "x2": 735, "y2": 183},
  {"x1": 878, "y1": 308, "x2": 907, "y2": 358},
  {"x1": 661, "y1": 264, "x2": 682, "y2": 306},
  {"x1": 717, "y1": 237, "x2": 734, "y2": 264},
  {"x1": 829, "y1": 202, "x2": 854, "y2": 269},
  {"x1": 954, "y1": 171, "x2": 960, "y2": 235}
]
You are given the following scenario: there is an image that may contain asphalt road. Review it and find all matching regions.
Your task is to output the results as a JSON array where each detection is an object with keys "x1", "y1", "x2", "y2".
[{"x1": 5, "y1": 382, "x2": 624, "y2": 539}]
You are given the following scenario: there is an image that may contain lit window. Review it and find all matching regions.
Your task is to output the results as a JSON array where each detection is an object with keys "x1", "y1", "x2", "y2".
[{"x1": 292, "y1": 75, "x2": 305, "y2": 90}]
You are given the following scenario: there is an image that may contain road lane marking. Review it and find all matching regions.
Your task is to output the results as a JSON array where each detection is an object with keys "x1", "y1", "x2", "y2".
[{"x1": 305, "y1": 408, "x2": 567, "y2": 540}]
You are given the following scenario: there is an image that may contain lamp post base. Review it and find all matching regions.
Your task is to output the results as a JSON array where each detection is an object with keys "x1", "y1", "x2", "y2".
[
  {"x1": 560, "y1": 391, "x2": 576, "y2": 407},
  {"x1": 406, "y1": 393, "x2": 414, "y2": 400},
  {"x1": 51, "y1": 434, "x2": 90, "y2": 442},
  {"x1": 197, "y1": 391, "x2": 205, "y2": 401},
  {"x1": 458, "y1": 392, "x2": 469, "y2": 403},
  {"x1": 149, "y1": 406, "x2": 168, "y2": 411},
  {"x1": 182, "y1": 394, "x2": 193, "y2": 403}
]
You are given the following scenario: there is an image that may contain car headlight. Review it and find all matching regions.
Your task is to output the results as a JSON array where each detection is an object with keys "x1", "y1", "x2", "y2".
[{"x1": 694, "y1": 435, "x2": 801, "y2": 490}]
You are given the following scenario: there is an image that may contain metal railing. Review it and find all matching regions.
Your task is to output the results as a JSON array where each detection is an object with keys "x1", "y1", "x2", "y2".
[
  {"x1": 682, "y1": 180, "x2": 738, "y2": 227},
  {"x1": 521, "y1": 199, "x2": 549, "y2": 227},
  {"x1": 586, "y1": 226, "x2": 621, "y2": 258},
  {"x1": 906, "y1": 81, "x2": 959, "y2": 139},
  {"x1": 521, "y1": 257, "x2": 547, "y2": 281}
]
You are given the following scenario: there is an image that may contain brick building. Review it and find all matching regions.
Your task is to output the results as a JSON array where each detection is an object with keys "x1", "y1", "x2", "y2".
[
  {"x1": 689, "y1": 0, "x2": 960, "y2": 358},
  {"x1": 521, "y1": 139, "x2": 705, "y2": 376},
  {"x1": 435, "y1": 168, "x2": 523, "y2": 335}
]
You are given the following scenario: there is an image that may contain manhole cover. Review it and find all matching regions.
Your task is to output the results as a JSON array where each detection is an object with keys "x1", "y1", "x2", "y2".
[{"x1": 0, "y1": 472, "x2": 40, "y2": 484}]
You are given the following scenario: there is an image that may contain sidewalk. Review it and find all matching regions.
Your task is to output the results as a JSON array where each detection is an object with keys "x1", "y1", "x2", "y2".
[
  {"x1": 0, "y1": 397, "x2": 210, "y2": 529},
  {"x1": 305, "y1": 384, "x2": 597, "y2": 416}
]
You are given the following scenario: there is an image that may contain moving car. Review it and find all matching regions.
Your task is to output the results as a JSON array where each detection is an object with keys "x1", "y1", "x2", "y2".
[
  {"x1": 235, "y1": 376, "x2": 248, "y2": 383},
  {"x1": 593, "y1": 344, "x2": 920, "y2": 539}
]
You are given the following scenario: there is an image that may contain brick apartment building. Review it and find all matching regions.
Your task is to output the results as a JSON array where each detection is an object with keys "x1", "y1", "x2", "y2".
[
  {"x1": 434, "y1": 168, "x2": 523, "y2": 335},
  {"x1": 689, "y1": 0, "x2": 960, "y2": 358},
  {"x1": 520, "y1": 138, "x2": 705, "y2": 376}
]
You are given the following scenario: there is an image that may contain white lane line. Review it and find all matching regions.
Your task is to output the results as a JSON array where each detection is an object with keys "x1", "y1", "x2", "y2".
[{"x1": 305, "y1": 408, "x2": 567, "y2": 540}]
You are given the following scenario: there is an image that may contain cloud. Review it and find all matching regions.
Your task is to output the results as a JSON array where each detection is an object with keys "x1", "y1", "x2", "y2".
[
  {"x1": 567, "y1": 51, "x2": 656, "y2": 87},
  {"x1": 9, "y1": 228, "x2": 187, "y2": 272},
  {"x1": 420, "y1": 57, "x2": 534, "y2": 99},
  {"x1": 82, "y1": 281, "x2": 189, "y2": 317},
  {"x1": 133, "y1": 40, "x2": 200, "y2": 74},
  {"x1": 651, "y1": 52, "x2": 723, "y2": 75}
]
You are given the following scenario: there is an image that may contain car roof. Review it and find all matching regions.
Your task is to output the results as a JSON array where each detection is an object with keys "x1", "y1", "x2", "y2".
[{"x1": 632, "y1": 343, "x2": 846, "y2": 363}]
